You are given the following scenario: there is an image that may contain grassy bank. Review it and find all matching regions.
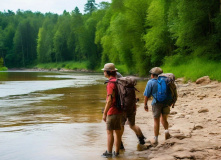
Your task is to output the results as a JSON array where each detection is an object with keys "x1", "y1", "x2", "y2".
[
  {"x1": 161, "y1": 55, "x2": 221, "y2": 82},
  {"x1": 36, "y1": 61, "x2": 131, "y2": 75},
  {"x1": 24, "y1": 57, "x2": 221, "y2": 82},
  {"x1": 36, "y1": 61, "x2": 89, "y2": 71},
  {"x1": 0, "y1": 67, "x2": 8, "y2": 71}
]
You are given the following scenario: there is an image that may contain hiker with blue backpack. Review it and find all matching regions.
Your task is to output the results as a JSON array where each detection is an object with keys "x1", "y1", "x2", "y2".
[{"x1": 144, "y1": 67, "x2": 177, "y2": 146}]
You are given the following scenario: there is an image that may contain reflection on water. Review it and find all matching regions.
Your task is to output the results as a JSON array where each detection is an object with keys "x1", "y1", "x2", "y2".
[
  {"x1": 0, "y1": 72, "x2": 103, "y2": 97},
  {"x1": 0, "y1": 71, "x2": 149, "y2": 160}
]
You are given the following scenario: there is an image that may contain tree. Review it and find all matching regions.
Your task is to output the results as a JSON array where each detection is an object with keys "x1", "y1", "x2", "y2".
[
  {"x1": 0, "y1": 57, "x2": 4, "y2": 67},
  {"x1": 219, "y1": 0, "x2": 221, "y2": 21},
  {"x1": 53, "y1": 12, "x2": 72, "y2": 62},
  {"x1": 97, "y1": 0, "x2": 150, "y2": 75},
  {"x1": 143, "y1": 0, "x2": 173, "y2": 66},
  {"x1": 73, "y1": 7, "x2": 80, "y2": 14},
  {"x1": 37, "y1": 14, "x2": 58, "y2": 63},
  {"x1": 84, "y1": 0, "x2": 97, "y2": 14},
  {"x1": 167, "y1": 0, "x2": 220, "y2": 60},
  {"x1": 83, "y1": 7, "x2": 108, "y2": 69},
  {"x1": 0, "y1": 27, "x2": 5, "y2": 58},
  {"x1": 69, "y1": 7, "x2": 84, "y2": 61},
  {"x1": 95, "y1": 3, "x2": 112, "y2": 64}
]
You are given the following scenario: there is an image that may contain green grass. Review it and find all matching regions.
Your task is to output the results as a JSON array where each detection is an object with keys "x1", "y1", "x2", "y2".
[
  {"x1": 161, "y1": 56, "x2": 221, "y2": 82},
  {"x1": 0, "y1": 67, "x2": 8, "y2": 71},
  {"x1": 36, "y1": 61, "x2": 89, "y2": 70}
]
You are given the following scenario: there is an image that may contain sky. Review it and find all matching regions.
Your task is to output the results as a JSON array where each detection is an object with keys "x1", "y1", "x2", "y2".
[{"x1": 0, "y1": 0, "x2": 112, "y2": 14}]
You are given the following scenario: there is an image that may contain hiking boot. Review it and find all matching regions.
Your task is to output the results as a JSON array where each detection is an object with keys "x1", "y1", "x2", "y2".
[
  {"x1": 120, "y1": 141, "x2": 125, "y2": 150},
  {"x1": 101, "y1": 151, "x2": 112, "y2": 158},
  {"x1": 149, "y1": 138, "x2": 158, "y2": 147},
  {"x1": 165, "y1": 132, "x2": 171, "y2": 140},
  {"x1": 137, "y1": 143, "x2": 149, "y2": 151},
  {"x1": 113, "y1": 151, "x2": 119, "y2": 157},
  {"x1": 137, "y1": 135, "x2": 146, "y2": 145}
]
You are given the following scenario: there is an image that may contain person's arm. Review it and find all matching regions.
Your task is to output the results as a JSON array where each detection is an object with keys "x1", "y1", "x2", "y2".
[
  {"x1": 144, "y1": 81, "x2": 151, "y2": 112},
  {"x1": 144, "y1": 96, "x2": 148, "y2": 112},
  {"x1": 103, "y1": 95, "x2": 112, "y2": 122}
]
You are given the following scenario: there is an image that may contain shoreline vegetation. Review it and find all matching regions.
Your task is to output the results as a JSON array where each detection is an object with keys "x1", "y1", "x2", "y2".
[
  {"x1": 3, "y1": 57, "x2": 221, "y2": 82},
  {"x1": 0, "y1": 67, "x2": 8, "y2": 71}
]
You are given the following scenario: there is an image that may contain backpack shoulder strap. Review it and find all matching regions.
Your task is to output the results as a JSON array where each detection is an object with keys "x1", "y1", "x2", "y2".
[
  {"x1": 104, "y1": 78, "x2": 117, "y2": 84},
  {"x1": 134, "y1": 87, "x2": 140, "y2": 92},
  {"x1": 104, "y1": 80, "x2": 109, "y2": 84}
]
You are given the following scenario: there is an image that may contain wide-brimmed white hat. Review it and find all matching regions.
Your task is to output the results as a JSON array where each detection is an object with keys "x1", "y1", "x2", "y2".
[{"x1": 101, "y1": 63, "x2": 118, "y2": 71}]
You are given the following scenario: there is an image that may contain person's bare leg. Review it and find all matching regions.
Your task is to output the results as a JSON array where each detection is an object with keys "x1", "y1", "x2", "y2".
[
  {"x1": 150, "y1": 117, "x2": 160, "y2": 144},
  {"x1": 130, "y1": 125, "x2": 145, "y2": 144},
  {"x1": 160, "y1": 114, "x2": 168, "y2": 130},
  {"x1": 107, "y1": 130, "x2": 114, "y2": 152},
  {"x1": 161, "y1": 114, "x2": 171, "y2": 140},
  {"x1": 114, "y1": 130, "x2": 121, "y2": 153},
  {"x1": 154, "y1": 117, "x2": 160, "y2": 137},
  {"x1": 130, "y1": 125, "x2": 141, "y2": 136},
  {"x1": 120, "y1": 125, "x2": 125, "y2": 149}
]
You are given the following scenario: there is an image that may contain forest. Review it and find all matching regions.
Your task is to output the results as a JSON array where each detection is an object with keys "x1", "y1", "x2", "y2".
[{"x1": 0, "y1": 0, "x2": 221, "y2": 80}]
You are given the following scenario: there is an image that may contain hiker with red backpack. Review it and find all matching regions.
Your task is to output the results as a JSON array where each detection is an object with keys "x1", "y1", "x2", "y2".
[
  {"x1": 144, "y1": 67, "x2": 177, "y2": 146},
  {"x1": 101, "y1": 63, "x2": 122, "y2": 158},
  {"x1": 102, "y1": 63, "x2": 146, "y2": 156}
]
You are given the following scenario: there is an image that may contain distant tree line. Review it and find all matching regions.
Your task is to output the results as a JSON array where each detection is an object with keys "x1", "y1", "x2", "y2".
[{"x1": 0, "y1": 0, "x2": 220, "y2": 75}]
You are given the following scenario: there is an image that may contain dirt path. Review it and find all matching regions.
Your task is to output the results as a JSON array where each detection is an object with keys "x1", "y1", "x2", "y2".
[{"x1": 134, "y1": 79, "x2": 221, "y2": 160}]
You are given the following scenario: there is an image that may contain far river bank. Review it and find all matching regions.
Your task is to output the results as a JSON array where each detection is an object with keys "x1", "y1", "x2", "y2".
[{"x1": 7, "y1": 68, "x2": 95, "y2": 73}]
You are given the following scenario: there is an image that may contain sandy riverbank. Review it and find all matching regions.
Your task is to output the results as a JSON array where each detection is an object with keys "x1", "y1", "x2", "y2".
[{"x1": 133, "y1": 78, "x2": 221, "y2": 160}]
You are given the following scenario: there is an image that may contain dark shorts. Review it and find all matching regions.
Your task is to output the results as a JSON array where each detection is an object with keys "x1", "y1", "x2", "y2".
[
  {"x1": 106, "y1": 114, "x2": 122, "y2": 130},
  {"x1": 152, "y1": 103, "x2": 170, "y2": 118},
  {"x1": 121, "y1": 111, "x2": 135, "y2": 126}
]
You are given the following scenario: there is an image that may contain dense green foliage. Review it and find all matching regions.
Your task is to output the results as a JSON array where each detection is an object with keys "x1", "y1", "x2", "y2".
[
  {"x1": 0, "y1": 57, "x2": 7, "y2": 70},
  {"x1": 0, "y1": 0, "x2": 220, "y2": 80},
  {"x1": 0, "y1": 67, "x2": 7, "y2": 71},
  {"x1": 36, "y1": 61, "x2": 89, "y2": 70}
]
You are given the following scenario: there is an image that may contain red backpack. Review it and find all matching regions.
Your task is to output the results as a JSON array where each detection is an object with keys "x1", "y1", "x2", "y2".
[{"x1": 106, "y1": 77, "x2": 138, "y2": 112}]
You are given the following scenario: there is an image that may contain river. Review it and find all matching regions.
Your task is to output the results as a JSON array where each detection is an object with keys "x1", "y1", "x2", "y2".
[{"x1": 0, "y1": 71, "x2": 149, "y2": 160}]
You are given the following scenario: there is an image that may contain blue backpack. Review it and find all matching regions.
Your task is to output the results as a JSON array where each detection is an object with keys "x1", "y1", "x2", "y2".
[{"x1": 156, "y1": 73, "x2": 177, "y2": 107}]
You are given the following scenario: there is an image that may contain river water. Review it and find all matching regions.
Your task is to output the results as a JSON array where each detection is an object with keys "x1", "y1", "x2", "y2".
[{"x1": 0, "y1": 71, "x2": 148, "y2": 160}]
